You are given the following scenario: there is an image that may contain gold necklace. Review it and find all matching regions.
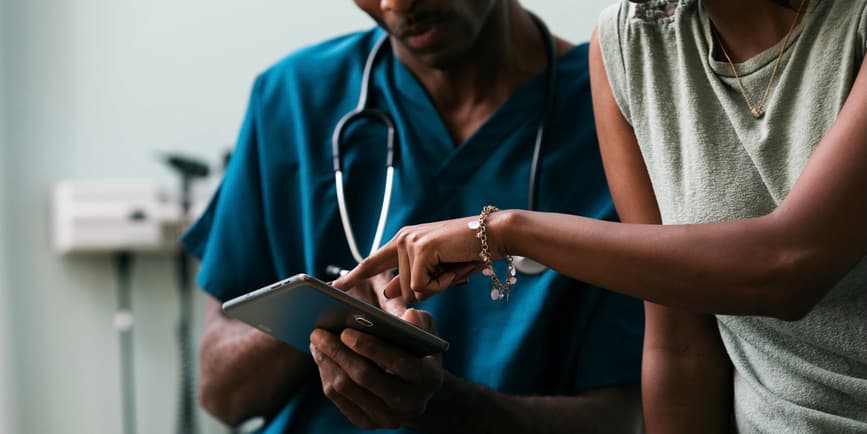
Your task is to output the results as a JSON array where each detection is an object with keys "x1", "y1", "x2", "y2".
[{"x1": 714, "y1": 0, "x2": 807, "y2": 119}]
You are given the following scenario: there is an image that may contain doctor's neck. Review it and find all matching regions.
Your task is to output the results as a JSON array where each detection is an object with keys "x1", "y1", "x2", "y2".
[{"x1": 389, "y1": 1, "x2": 569, "y2": 144}]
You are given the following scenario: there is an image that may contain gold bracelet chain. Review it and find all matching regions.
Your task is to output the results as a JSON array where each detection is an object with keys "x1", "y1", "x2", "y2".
[{"x1": 468, "y1": 205, "x2": 516, "y2": 301}]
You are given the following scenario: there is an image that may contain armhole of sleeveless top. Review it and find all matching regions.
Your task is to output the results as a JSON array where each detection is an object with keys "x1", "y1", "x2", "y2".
[
  {"x1": 858, "y1": 0, "x2": 867, "y2": 57},
  {"x1": 597, "y1": 3, "x2": 633, "y2": 126}
]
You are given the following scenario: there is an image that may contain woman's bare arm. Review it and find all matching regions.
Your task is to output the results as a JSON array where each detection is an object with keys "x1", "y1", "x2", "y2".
[
  {"x1": 342, "y1": 56, "x2": 866, "y2": 321},
  {"x1": 589, "y1": 30, "x2": 732, "y2": 433},
  {"x1": 495, "y1": 56, "x2": 867, "y2": 320}
]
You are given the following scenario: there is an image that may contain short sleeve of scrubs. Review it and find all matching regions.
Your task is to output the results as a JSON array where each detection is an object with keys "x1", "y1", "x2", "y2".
[
  {"x1": 181, "y1": 76, "x2": 279, "y2": 301},
  {"x1": 572, "y1": 289, "x2": 644, "y2": 392}
]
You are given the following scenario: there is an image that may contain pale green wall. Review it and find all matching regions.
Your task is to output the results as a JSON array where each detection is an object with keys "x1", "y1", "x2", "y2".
[
  {"x1": 1, "y1": 1, "x2": 370, "y2": 432},
  {"x1": 0, "y1": 0, "x2": 18, "y2": 433},
  {"x1": 0, "y1": 0, "x2": 14, "y2": 430},
  {"x1": 1, "y1": 1, "x2": 612, "y2": 433}
]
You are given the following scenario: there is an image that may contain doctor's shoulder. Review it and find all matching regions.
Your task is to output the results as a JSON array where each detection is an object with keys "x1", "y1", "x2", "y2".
[{"x1": 252, "y1": 29, "x2": 382, "y2": 106}]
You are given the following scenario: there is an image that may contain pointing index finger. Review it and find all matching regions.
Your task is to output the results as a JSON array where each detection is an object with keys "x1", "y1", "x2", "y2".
[{"x1": 334, "y1": 240, "x2": 399, "y2": 290}]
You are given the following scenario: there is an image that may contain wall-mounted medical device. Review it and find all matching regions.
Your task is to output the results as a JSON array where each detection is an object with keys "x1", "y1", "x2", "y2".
[
  {"x1": 52, "y1": 180, "x2": 194, "y2": 254},
  {"x1": 52, "y1": 154, "x2": 216, "y2": 434}
]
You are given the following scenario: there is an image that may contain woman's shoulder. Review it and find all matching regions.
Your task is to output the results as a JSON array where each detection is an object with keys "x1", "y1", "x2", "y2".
[
  {"x1": 596, "y1": 0, "x2": 701, "y2": 66},
  {"x1": 822, "y1": 0, "x2": 867, "y2": 55},
  {"x1": 598, "y1": 0, "x2": 866, "y2": 41},
  {"x1": 799, "y1": 0, "x2": 867, "y2": 62},
  {"x1": 596, "y1": 0, "x2": 701, "y2": 124},
  {"x1": 598, "y1": 0, "x2": 698, "y2": 33}
]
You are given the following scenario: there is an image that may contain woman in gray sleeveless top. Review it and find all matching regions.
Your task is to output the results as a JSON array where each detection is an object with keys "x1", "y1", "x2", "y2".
[
  {"x1": 335, "y1": 0, "x2": 867, "y2": 432},
  {"x1": 591, "y1": 1, "x2": 866, "y2": 431}
]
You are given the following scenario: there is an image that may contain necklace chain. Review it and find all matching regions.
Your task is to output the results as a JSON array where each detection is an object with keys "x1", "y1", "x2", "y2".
[{"x1": 714, "y1": 0, "x2": 808, "y2": 119}]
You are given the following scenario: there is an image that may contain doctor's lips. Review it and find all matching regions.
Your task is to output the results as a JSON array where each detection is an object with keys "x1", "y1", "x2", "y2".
[{"x1": 394, "y1": 11, "x2": 451, "y2": 50}]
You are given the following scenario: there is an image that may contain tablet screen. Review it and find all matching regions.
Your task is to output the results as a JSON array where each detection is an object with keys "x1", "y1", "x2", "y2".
[{"x1": 222, "y1": 274, "x2": 449, "y2": 356}]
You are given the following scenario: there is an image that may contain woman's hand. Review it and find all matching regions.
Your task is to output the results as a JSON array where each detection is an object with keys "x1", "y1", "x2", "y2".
[{"x1": 334, "y1": 214, "x2": 500, "y2": 301}]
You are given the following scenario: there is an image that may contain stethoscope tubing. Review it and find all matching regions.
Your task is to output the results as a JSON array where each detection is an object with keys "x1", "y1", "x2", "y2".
[
  {"x1": 332, "y1": 35, "x2": 396, "y2": 264},
  {"x1": 335, "y1": 166, "x2": 394, "y2": 264}
]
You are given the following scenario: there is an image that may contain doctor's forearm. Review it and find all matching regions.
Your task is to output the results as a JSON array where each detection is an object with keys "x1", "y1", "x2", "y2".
[
  {"x1": 199, "y1": 297, "x2": 314, "y2": 426},
  {"x1": 409, "y1": 373, "x2": 641, "y2": 434}
]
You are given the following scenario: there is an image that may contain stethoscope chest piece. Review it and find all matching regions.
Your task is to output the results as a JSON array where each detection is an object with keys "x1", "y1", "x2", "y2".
[{"x1": 513, "y1": 256, "x2": 547, "y2": 275}]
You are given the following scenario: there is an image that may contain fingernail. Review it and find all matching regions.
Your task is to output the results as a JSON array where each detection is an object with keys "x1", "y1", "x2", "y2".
[{"x1": 341, "y1": 329, "x2": 358, "y2": 348}]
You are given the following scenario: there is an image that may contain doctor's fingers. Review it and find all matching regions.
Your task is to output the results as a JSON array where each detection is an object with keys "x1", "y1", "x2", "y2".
[
  {"x1": 340, "y1": 327, "x2": 443, "y2": 401},
  {"x1": 344, "y1": 280, "x2": 377, "y2": 306},
  {"x1": 311, "y1": 330, "x2": 422, "y2": 418},
  {"x1": 377, "y1": 277, "x2": 408, "y2": 316},
  {"x1": 310, "y1": 348, "x2": 375, "y2": 429},
  {"x1": 312, "y1": 328, "x2": 417, "y2": 395},
  {"x1": 368, "y1": 270, "x2": 394, "y2": 292},
  {"x1": 402, "y1": 308, "x2": 438, "y2": 335},
  {"x1": 370, "y1": 272, "x2": 407, "y2": 315},
  {"x1": 321, "y1": 387, "x2": 378, "y2": 430},
  {"x1": 310, "y1": 345, "x2": 401, "y2": 429},
  {"x1": 339, "y1": 328, "x2": 444, "y2": 420}
]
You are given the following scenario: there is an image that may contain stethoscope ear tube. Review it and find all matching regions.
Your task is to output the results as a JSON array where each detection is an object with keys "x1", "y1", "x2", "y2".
[
  {"x1": 514, "y1": 13, "x2": 558, "y2": 276},
  {"x1": 332, "y1": 108, "x2": 396, "y2": 172},
  {"x1": 331, "y1": 32, "x2": 394, "y2": 174},
  {"x1": 331, "y1": 34, "x2": 397, "y2": 266}
]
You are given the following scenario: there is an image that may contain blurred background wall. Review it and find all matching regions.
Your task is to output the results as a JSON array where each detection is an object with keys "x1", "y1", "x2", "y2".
[
  {"x1": 0, "y1": 1, "x2": 611, "y2": 433},
  {"x1": 1, "y1": 0, "x2": 14, "y2": 431}
]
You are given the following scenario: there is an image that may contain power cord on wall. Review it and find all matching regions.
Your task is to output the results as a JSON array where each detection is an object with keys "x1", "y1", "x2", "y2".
[
  {"x1": 163, "y1": 154, "x2": 209, "y2": 434},
  {"x1": 175, "y1": 247, "x2": 197, "y2": 434},
  {"x1": 114, "y1": 251, "x2": 137, "y2": 434}
]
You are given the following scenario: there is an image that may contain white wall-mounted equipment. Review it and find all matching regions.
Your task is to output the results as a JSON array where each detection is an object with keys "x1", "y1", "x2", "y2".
[
  {"x1": 52, "y1": 180, "x2": 187, "y2": 254},
  {"x1": 52, "y1": 176, "x2": 215, "y2": 434}
]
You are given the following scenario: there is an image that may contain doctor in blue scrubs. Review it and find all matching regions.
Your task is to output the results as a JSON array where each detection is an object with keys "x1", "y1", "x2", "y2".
[{"x1": 182, "y1": 0, "x2": 644, "y2": 432}]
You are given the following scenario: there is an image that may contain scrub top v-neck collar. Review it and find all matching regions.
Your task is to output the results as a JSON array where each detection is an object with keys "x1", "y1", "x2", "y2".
[{"x1": 388, "y1": 46, "x2": 561, "y2": 180}]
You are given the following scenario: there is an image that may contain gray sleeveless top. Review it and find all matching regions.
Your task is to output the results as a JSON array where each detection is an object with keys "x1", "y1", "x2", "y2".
[{"x1": 598, "y1": 1, "x2": 867, "y2": 432}]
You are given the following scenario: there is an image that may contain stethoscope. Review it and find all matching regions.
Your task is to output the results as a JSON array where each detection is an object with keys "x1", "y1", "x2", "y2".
[{"x1": 330, "y1": 15, "x2": 557, "y2": 277}]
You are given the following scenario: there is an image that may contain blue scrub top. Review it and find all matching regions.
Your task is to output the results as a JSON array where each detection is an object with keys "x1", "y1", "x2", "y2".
[{"x1": 183, "y1": 28, "x2": 644, "y2": 434}]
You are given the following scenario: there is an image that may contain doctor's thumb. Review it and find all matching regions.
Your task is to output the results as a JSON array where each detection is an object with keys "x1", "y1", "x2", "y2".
[
  {"x1": 382, "y1": 276, "x2": 403, "y2": 299},
  {"x1": 402, "y1": 308, "x2": 436, "y2": 333}
]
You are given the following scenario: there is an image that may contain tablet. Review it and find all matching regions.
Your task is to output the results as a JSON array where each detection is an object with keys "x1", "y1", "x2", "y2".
[{"x1": 222, "y1": 273, "x2": 449, "y2": 356}]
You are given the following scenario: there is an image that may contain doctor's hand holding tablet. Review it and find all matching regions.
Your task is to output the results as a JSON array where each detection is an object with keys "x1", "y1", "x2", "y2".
[
  {"x1": 224, "y1": 270, "x2": 450, "y2": 428},
  {"x1": 307, "y1": 272, "x2": 448, "y2": 431}
]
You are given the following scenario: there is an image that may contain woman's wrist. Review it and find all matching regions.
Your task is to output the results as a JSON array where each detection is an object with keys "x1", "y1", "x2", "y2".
[{"x1": 485, "y1": 208, "x2": 524, "y2": 259}]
